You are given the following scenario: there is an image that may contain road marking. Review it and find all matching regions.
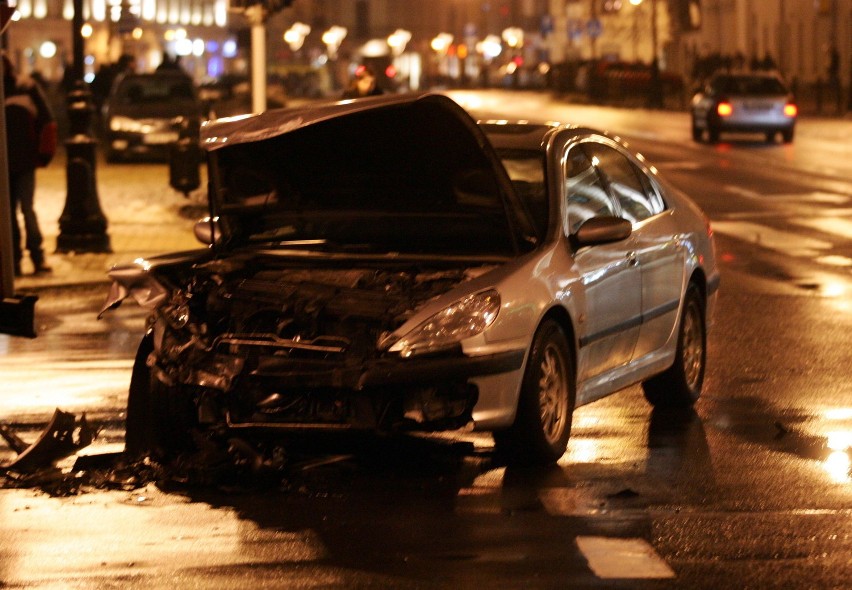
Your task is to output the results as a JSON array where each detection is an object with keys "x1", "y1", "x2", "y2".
[
  {"x1": 576, "y1": 536, "x2": 675, "y2": 579},
  {"x1": 792, "y1": 217, "x2": 852, "y2": 240},
  {"x1": 722, "y1": 186, "x2": 851, "y2": 205},
  {"x1": 660, "y1": 161, "x2": 703, "y2": 171},
  {"x1": 711, "y1": 221, "x2": 832, "y2": 257}
]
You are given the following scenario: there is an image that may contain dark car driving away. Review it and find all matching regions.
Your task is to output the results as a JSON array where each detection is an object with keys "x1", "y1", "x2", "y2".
[
  {"x1": 102, "y1": 93, "x2": 719, "y2": 469},
  {"x1": 103, "y1": 71, "x2": 203, "y2": 162},
  {"x1": 690, "y1": 72, "x2": 798, "y2": 143}
]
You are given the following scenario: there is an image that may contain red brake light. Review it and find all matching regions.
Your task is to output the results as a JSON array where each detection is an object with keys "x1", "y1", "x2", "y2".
[
  {"x1": 717, "y1": 102, "x2": 733, "y2": 117},
  {"x1": 784, "y1": 103, "x2": 798, "y2": 117}
]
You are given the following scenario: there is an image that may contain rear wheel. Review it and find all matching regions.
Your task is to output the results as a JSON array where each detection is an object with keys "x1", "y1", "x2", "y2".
[
  {"x1": 642, "y1": 284, "x2": 706, "y2": 408},
  {"x1": 782, "y1": 128, "x2": 795, "y2": 143},
  {"x1": 691, "y1": 123, "x2": 703, "y2": 142},
  {"x1": 765, "y1": 131, "x2": 777, "y2": 143},
  {"x1": 494, "y1": 320, "x2": 575, "y2": 466},
  {"x1": 707, "y1": 126, "x2": 720, "y2": 143}
]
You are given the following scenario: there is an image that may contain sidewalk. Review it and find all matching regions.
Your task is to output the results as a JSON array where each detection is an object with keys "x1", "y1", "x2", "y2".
[{"x1": 11, "y1": 152, "x2": 203, "y2": 293}]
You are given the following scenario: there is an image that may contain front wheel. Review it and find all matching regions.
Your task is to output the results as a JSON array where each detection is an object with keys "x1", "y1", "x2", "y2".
[
  {"x1": 642, "y1": 284, "x2": 706, "y2": 408},
  {"x1": 494, "y1": 320, "x2": 575, "y2": 466},
  {"x1": 125, "y1": 336, "x2": 197, "y2": 459}
]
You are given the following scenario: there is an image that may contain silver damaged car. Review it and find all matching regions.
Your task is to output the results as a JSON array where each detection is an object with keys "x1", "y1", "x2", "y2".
[{"x1": 102, "y1": 93, "x2": 720, "y2": 466}]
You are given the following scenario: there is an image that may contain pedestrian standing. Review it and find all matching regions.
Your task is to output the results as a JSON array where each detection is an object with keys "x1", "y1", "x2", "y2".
[{"x1": 3, "y1": 53, "x2": 57, "y2": 276}]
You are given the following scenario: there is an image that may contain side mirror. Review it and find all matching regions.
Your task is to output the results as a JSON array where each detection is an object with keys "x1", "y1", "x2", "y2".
[
  {"x1": 572, "y1": 216, "x2": 632, "y2": 248},
  {"x1": 194, "y1": 216, "x2": 222, "y2": 247}
]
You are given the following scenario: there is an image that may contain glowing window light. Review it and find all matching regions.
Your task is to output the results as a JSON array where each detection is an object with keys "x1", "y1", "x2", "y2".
[
  {"x1": 81, "y1": 23, "x2": 93, "y2": 37},
  {"x1": 190, "y1": 6, "x2": 201, "y2": 25},
  {"x1": 63, "y1": 0, "x2": 74, "y2": 20},
  {"x1": 33, "y1": 0, "x2": 47, "y2": 18},
  {"x1": 156, "y1": 1, "x2": 167, "y2": 23},
  {"x1": 180, "y1": 0, "x2": 190, "y2": 24},
  {"x1": 91, "y1": 0, "x2": 106, "y2": 21},
  {"x1": 202, "y1": 6, "x2": 213, "y2": 26},
  {"x1": 214, "y1": 0, "x2": 226, "y2": 27},
  {"x1": 169, "y1": 0, "x2": 179, "y2": 23},
  {"x1": 222, "y1": 39, "x2": 237, "y2": 58},
  {"x1": 132, "y1": 27, "x2": 143, "y2": 39},
  {"x1": 17, "y1": 0, "x2": 33, "y2": 19},
  {"x1": 142, "y1": 0, "x2": 155, "y2": 21}
]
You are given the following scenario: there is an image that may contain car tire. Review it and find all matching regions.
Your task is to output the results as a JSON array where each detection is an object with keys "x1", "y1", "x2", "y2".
[
  {"x1": 642, "y1": 284, "x2": 706, "y2": 408},
  {"x1": 494, "y1": 319, "x2": 575, "y2": 466},
  {"x1": 765, "y1": 131, "x2": 777, "y2": 143},
  {"x1": 707, "y1": 126, "x2": 720, "y2": 143},
  {"x1": 125, "y1": 335, "x2": 197, "y2": 459},
  {"x1": 691, "y1": 121, "x2": 703, "y2": 142},
  {"x1": 782, "y1": 128, "x2": 794, "y2": 143}
]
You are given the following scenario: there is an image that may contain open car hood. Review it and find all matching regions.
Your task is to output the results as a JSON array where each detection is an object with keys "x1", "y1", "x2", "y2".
[{"x1": 200, "y1": 93, "x2": 538, "y2": 254}]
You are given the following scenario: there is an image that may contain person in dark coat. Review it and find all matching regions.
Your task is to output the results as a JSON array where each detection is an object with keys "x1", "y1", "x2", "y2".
[{"x1": 3, "y1": 53, "x2": 56, "y2": 276}]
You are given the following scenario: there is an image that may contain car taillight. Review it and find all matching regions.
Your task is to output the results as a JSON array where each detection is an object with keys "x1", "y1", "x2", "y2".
[
  {"x1": 783, "y1": 103, "x2": 798, "y2": 117},
  {"x1": 717, "y1": 102, "x2": 733, "y2": 117}
]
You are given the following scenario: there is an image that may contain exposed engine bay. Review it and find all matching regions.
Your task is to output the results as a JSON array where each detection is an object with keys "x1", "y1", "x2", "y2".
[{"x1": 137, "y1": 255, "x2": 498, "y2": 437}]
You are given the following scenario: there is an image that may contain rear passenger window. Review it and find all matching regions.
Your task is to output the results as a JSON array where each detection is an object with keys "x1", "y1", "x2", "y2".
[{"x1": 583, "y1": 143, "x2": 660, "y2": 224}]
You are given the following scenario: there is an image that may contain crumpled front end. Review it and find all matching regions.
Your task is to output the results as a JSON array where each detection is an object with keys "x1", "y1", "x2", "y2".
[{"x1": 109, "y1": 255, "x2": 523, "y2": 436}]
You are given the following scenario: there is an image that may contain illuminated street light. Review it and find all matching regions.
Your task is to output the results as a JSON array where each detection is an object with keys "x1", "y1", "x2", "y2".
[
  {"x1": 284, "y1": 21, "x2": 311, "y2": 51},
  {"x1": 501, "y1": 27, "x2": 523, "y2": 49},
  {"x1": 476, "y1": 34, "x2": 502, "y2": 60},
  {"x1": 387, "y1": 28, "x2": 411, "y2": 57},
  {"x1": 322, "y1": 25, "x2": 347, "y2": 59},
  {"x1": 430, "y1": 32, "x2": 453, "y2": 54}
]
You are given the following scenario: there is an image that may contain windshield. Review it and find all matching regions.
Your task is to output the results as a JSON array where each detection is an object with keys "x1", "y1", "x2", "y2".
[
  {"x1": 498, "y1": 150, "x2": 547, "y2": 237},
  {"x1": 116, "y1": 76, "x2": 196, "y2": 105},
  {"x1": 211, "y1": 106, "x2": 520, "y2": 257},
  {"x1": 712, "y1": 75, "x2": 788, "y2": 96}
]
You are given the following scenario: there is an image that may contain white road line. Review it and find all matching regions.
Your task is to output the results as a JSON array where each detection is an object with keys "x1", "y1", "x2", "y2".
[
  {"x1": 576, "y1": 536, "x2": 676, "y2": 579},
  {"x1": 792, "y1": 217, "x2": 852, "y2": 240},
  {"x1": 711, "y1": 221, "x2": 832, "y2": 257},
  {"x1": 722, "y1": 187, "x2": 851, "y2": 205}
]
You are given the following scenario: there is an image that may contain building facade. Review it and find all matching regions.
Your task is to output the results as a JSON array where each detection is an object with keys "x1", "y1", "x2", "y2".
[{"x1": 3, "y1": 0, "x2": 849, "y2": 99}]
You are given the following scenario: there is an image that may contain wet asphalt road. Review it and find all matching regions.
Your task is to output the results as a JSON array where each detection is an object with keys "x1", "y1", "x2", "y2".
[{"x1": 1, "y1": 92, "x2": 850, "y2": 588}]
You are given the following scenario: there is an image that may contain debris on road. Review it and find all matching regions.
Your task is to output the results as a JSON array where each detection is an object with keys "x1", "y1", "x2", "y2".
[{"x1": 0, "y1": 409, "x2": 95, "y2": 472}]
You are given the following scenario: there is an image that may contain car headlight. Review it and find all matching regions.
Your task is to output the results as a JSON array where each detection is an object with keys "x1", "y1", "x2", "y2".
[{"x1": 388, "y1": 289, "x2": 501, "y2": 358}]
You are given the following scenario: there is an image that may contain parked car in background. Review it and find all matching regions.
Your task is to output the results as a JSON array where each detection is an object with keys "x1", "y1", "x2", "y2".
[
  {"x1": 103, "y1": 71, "x2": 204, "y2": 162},
  {"x1": 690, "y1": 72, "x2": 797, "y2": 143},
  {"x1": 101, "y1": 93, "x2": 719, "y2": 468}
]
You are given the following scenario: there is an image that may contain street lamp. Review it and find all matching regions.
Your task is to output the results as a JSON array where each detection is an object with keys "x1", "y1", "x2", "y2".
[
  {"x1": 322, "y1": 25, "x2": 347, "y2": 59},
  {"x1": 387, "y1": 28, "x2": 411, "y2": 57},
  {"x1": 56, "y1": 0, "x2": 111, "y2": 255}
]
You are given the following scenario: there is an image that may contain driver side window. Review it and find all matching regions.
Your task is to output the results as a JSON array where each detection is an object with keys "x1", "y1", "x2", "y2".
[{"x1": 564, "y1": 147, "x2": 616, "y2": 235}]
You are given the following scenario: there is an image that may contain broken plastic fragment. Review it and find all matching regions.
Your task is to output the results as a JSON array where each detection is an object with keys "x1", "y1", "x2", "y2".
[{"x1": 0, "y1": 409, "x2": 96, "y2": 472}]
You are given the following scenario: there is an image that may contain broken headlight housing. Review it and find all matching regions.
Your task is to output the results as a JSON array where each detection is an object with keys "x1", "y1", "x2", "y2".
[{"x1": 388, "y1": 289, "x2": 500, "y2": 358}]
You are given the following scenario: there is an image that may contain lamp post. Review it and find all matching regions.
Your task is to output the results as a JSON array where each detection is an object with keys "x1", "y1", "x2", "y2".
[
  {"x1": 630, "y1": 0, "x2": 664, "y2": 108},
  {"x1": 55, "y1": 0, "x2": 111, "y2": 254}
]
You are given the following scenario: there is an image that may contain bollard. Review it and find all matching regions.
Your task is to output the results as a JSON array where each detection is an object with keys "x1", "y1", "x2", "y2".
[{"x1": 55, "y1": 81, "x2": 111, "y2": 254}]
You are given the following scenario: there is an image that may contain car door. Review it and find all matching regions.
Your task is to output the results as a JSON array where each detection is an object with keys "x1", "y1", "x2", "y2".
[
  {"x1": 563, "y1": 144, "x2": 641, "y2": 382},
  {"x1": 583, "y1": 142, "x2": 684, "y2": 360}
]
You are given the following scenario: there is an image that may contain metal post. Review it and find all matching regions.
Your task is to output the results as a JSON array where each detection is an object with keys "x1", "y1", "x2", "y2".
[
  {"x1": 0, "y1": 8, "x2": 38, "y2": 338},
  {"x1": 247, "y1": 4, "x2": 267, "y2": 114},
  {"x1": 55, "y1": 0, "x2": 111, "y2": 254}
]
